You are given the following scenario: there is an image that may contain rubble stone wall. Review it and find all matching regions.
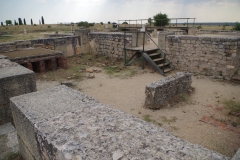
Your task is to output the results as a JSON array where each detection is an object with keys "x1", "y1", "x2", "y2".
[
  {"x1": 88, "y1": 32, "x2": 132, "y2": 59},
  {"x1": 10, "y1": 85, "x2": 229, "y2": 160},
  {"x1": 0, "y1": 59, "x2": 36, "y2": 125},
  {"x1": 0, "y1": 36, "x2": 80, "y2": 57},
  {"x1": 145, "y1": 72, "x2": 192, "y2": 109},
  {"x1": 165, "y1": 35, "x2": 240, "y2": 78}
]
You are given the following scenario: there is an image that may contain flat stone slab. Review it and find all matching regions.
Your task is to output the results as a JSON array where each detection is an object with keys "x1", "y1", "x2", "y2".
[
  {"x1": 0, "y1": 54, "x2": 7, "y2": 59},
  {"x1": 0, "y1": 59, "x2": 33, "y2": 79},
  {"x1": 11, "y1": 85, "x2": 229, "y2": 160}
]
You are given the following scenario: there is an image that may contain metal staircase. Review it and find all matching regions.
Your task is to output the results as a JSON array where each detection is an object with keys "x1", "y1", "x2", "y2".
[{"x1": 123, "y1": 31, "x2": 174, "y2": 76}]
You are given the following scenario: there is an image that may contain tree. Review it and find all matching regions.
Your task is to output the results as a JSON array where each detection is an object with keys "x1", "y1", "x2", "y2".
[
  {"x1": 5, "y1": 20, "x2": 12, "y2": 25},
  {"x1": 100, "y1": 22, "x2": 103, "y2": 25},
  {"x1": 77, "y1": 21, "x2": 89, "y2": 28},
  {"x1": 41, "y1": 16, "x2": 44, "y2": 25},
  {"x1": 148, "y1": 18, "x2": 152, "y2": 26},
  {"x1": 1, "y1": 22, "x2": 3, "y2": 26},
  {"x1": 31, "y1": 19, "x2": 33, "y2": 25},
  {"x1": 39, "y1": 20, "x2": 41, "y2": 25},
  {"x1": 108, "y1": 21, "x2": 110, "y2": 24},
  {"x1": 153, "y1": 12, "x2": 170, "y2": 26},
  {"x1": 24, "y1": 18, "x2": 26, "y2": 25},
  {"x1": 122, "y1": 21, "x2": 128, "y2": 24},
  {"x1": 14, "y1": 20, "x2": 17, "y2": 25},
  {"x1": 18, "y1": 18, "x2": 23, "y2": 25},
  {"x1": 233, "y1": 22, "x2": 240, "y2": 31}
]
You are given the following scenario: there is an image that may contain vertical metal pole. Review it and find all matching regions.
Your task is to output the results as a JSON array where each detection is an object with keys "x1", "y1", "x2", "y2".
[
  {"x1": 124, "y1": 31, "x2": 126, "y2": 65},
  {"x1": 136, "y1": 32, "x2": 138, "y2": 47},
  {"x1": 143, "y1": 32, "x2": 145, "y2": 51}
]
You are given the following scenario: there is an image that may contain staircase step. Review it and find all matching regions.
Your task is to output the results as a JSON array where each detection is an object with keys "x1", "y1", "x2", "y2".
[
  {"x1": 163, "y1": 68, "x2": 173, "y2": 73},
  {"x1": 153, "y1": 58, "x2": 164, "y2": 62},
  {"x1": 149, "y1": 53, "x2": 160, "y2": 57},
  {"x1": 158, "y1": 62, "x2": 170, "y2": 67}
]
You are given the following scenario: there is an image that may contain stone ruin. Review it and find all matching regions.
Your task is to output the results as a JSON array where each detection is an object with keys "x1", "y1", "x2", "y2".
[
  {"x1": 144, "y1": 72, "x2": 192, "y2": 109},
  {"x1": 11, "y1": 85, "x2": 229, "y2": 160},
  {"x1": 0, "y1": 59, "x2": 36, "y2": 125}
]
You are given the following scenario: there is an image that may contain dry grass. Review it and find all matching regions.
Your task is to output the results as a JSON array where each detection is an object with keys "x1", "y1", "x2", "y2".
[{"x1": 0, "y1": 24, "x2": 108, "y2": 43}]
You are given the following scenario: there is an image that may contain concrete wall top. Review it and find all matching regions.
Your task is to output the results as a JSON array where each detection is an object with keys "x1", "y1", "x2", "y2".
[
  {"x1": 0, "y1": 59, "x2": 34, "y2": 79},
  {"x1": 167, "y1": 34, "x2": 240, "y2": 40},
  {"x1": 11, "y1": 85, "x2": 229, "y2": 160},
  {"x1": 89, "y1": 32, "x2": 132, "y2": 36}
]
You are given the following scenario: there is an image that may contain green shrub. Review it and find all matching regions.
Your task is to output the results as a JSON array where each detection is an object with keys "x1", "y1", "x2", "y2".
[
  {"x1": 232, "y1": 22, "x2": 240, "y2": 31},
  {"x1": 47, "y1": 25, "x2": 51, "y2": 28},
  {"x1": 197, "y1": 25, "x2": 202, "y2": 29}
]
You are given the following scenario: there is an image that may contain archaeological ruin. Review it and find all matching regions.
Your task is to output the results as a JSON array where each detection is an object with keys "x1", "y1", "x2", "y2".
[{"x1": 0, "y1": 18, "x2": 240, "y2": 159}]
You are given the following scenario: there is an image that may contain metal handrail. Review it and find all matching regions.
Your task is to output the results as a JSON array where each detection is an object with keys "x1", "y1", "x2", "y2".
[{"x1": 145, "y1": 32, "x2": 166, "y2": 72}]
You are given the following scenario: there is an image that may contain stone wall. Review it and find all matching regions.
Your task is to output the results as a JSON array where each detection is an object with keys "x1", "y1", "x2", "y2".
[
  {"x1": 88, "y1": 32, "x2": 132, "y2": 58},
  {"x1": 0, "y1": 59, "x2": 36, "y2": 125},
  {"x1": 10, "y1": 85, "x2": 229, "y2": 160},
  {"x1": 144, "y1": 72, "x2": 192, "y2": 109},
  {"x1": 0, "y1": 36, "x2": 80, "y2": 57},
  {"x1": 164, "y1": 35, "x2": 240, "y2": 78}
]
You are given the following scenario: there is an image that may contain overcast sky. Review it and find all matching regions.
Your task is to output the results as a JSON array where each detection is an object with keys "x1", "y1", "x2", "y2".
[{"x1": 0, "y1": 0, "x2": 240, "y2": 24}]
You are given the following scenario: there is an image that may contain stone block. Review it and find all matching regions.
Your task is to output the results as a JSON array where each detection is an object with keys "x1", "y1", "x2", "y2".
[
  {"x1": 0, "y1": 54, "x2": 7, "y2": 59},
  {"x1": 144, "y1": 72, "x2": 192, "y2": 109},
  {"x1": 0, "y1": 59, "x2": 36, "y2": 125},
  {"x1": 10, "y1": 85, "x2": 229, "y2": 160}
]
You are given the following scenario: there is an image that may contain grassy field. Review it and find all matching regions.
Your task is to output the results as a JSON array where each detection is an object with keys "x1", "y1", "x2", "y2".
[
  {"x1": 0, "y1": 24, "x2": 109, "y2": 43},
  {"x1": 0, "y1": 23, "x2": 234, "y2": 43}
]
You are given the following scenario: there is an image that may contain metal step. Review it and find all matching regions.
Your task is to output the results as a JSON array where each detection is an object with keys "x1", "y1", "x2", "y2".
[
  {"x1": 153, "y1": 58, "x2": 164, "y2": 62},
  {"x1": 158, "y1": 62, "x2": 170, "y2": 67},
  {"x1": 149, "y1": 52, "x2": 160, "y2": 57},
  {"x1": 163, "y1": 68, "x2": 173, "y2": 73}
]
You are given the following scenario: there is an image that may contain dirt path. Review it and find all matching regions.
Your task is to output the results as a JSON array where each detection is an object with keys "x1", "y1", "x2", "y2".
[{"x1": 36, "y1": 68, "x2": 240, "y2": 158}]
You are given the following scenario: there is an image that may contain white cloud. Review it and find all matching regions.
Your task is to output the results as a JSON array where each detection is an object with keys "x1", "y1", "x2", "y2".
[
  {"x1": 37, "y1": 0, "x2": 47, "y2": 2},
  {"x1": 63, "y1": 0, "x2": 106, "y2": 6}
]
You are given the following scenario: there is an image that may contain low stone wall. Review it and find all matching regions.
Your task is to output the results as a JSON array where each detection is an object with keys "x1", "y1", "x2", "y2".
[
  {"x1": 0, "y1": 59, "x2": 36, "y2": 125},
  {"x1": 145, "y1": 72, "x2": 192, "y2": 109},
  {"x1": 11, "y1": 85, "x2": 229, "y2": 160},
  {"x1": 88, "y1": 32, "x2": 132, "y2": 58},
  {"x1": 165, "y1": 35, "x2": 240, "y2": 78},
  {"x1": 0, "y1": 36, "x2": 80, "y2": 57}
]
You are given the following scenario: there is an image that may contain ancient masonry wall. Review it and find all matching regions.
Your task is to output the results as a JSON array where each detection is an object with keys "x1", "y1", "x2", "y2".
[
  {"x1": 10, "y1": 85, "x2": 229, "y2": 160},
  {"x1": 165, "y1": 35, "x2": 240, "y2": 78},
  {"x1": 88, "y1": 32, "x2": 132, "y2": 59},
  {"x1": 0, "y1": 59, "x2": 36, "y2": 125},
  {"x1": 145, "y1": 72, "x2": 192, "y2": 109},
  {"x1": 0, "y1": 36, "x2": 80, "y2": 57}
]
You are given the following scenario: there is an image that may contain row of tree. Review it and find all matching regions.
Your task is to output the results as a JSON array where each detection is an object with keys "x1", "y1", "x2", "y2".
[{"x1": 1, "y1": 16, "x2": 45, "y2": 26}]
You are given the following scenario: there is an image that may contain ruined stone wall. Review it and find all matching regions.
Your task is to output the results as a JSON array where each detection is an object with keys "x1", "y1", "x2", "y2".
[
  {"x1": 0, "y1": 36, "x2": 80, "y2": 57},
  {"x1": 145, "y1": 72, "x2": 192, "y2": 109},
  {"x1": 88, "y1": 32, "x2": 132, "y2": 58},
  {"x1": 165, "y1": 35, "x2": 240, "y2": 78},
  {"x1": 0, "y1": 59, "x2": 36, "y2": 125},
  {"x1": 10, "y1": 85, "x2": 229, "y2": 160}
]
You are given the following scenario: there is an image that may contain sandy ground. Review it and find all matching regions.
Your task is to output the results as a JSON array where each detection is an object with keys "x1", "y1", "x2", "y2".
[{"x1": 37, "y1": 67, "x2": 240, "y2": 158}]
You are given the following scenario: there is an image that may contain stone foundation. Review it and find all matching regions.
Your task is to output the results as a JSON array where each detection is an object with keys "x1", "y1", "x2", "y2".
[
  {"x1": 0, "y1": 59, "x2": 36, "y2": 125},
  {"x1": 164, "y1": 35, "x2": 240, "y2": 79},
  {"x1": 11, "y1": 85, "x2": 229, "y2": 160},
  {"x1": 88, "y1": 32, "x2": 132, "y2": 58},
  {"x1": 0, "y1": 36, "x2": 80, "y2": 57},
  {"x1": 144, "y1": 72, "x2": 192, "y2": 109}
]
